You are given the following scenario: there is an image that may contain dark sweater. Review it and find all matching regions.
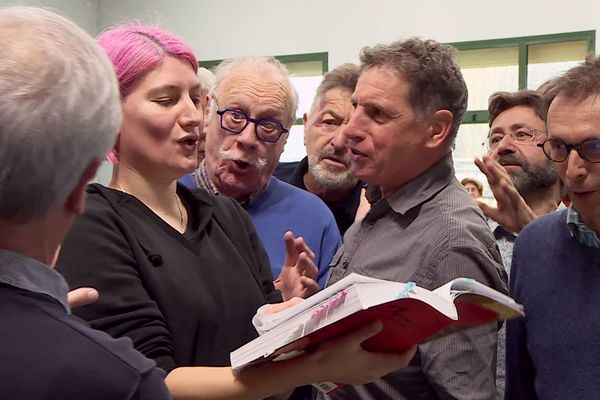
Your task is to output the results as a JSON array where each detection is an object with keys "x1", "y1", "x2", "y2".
[
  {"x1": 506, "y1": 209, "x2": 600, "y2": 399},
  {"x1": 57, "y1": 184, "x2": 281, "y2": 373},
  {"x1": 274, "y1": 157, "x2": 363, "y2": 235},
  {"x1": 0, "y1": 284, "x2": 170, "y2": 400}
]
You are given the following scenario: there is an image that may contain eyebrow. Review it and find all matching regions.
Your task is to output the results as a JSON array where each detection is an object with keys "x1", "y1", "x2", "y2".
[
  {"x1": 147, "y1": 83, "x2": 201, "y2": 97},
  {"x1": 490, "y1": 123, "x2": 527, "y2": 133},
  {"x1": 320, "y1": 110, "x2": 345, "y2": 120}
]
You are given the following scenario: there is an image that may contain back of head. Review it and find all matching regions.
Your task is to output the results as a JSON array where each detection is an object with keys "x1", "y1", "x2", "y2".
[
  {"x1": 488, "y1": 90, "x2": 546, "y2": 127},
  {"x1": 359, "y1": 38, "x2": 468, "y2": 142},
  {"x1": 0, "y1": 6, "x2": 121, "y2": 223},
  {"x1": 543, "y1": 54, "x2": 600, "y2": 108},
  {"x1": 197, "y1": 67, "x2": 216, "y2": 98},
  {"x1": 210, "y1": 56, "x2": 299, "y2": 126},
  {"x1": 311, "y1": 63, "x2": 360, "y2": 111},
  {"x1": 97, "y1": 24, "x2": 198, "y2": 98}
]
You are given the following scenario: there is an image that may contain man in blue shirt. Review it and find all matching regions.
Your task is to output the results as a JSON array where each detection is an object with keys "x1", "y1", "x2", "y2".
[
  {"x1": 505, "y1": 56, "x2": 600, "y2": 399},
  {"x1": 182, "y1": 57, "x2": 341, "y2": 291}
]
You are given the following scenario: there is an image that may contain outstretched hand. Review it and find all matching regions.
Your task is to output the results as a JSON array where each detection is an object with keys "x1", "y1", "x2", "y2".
[
  {"x1": 302, "y1": 320, "x2": 416, "y2": 385},
  {"x1": 274, "y1": 231, "x2": 319, "y2": 301},
  {"x1": 474, "y1": 155, "x2": 536, "y2": 233}
]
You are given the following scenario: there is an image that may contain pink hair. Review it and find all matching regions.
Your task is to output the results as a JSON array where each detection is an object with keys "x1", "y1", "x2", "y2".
[
  {"x1": 97, "y1": 24, "x2": 198, "y2": 98},
  {"x1": 98, "y1": 25, "x2": 198, "y2": 163}
]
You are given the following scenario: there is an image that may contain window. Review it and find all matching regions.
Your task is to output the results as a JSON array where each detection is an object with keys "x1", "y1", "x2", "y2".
[
  {"x1": 200, "y1": 53, "x2": 328, "y2": 162},
  {"x1": 449, "y1": 31, "x2": 595, "y2": 198}
]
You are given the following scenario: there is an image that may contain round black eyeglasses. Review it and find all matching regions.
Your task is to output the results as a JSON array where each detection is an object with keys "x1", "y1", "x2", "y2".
[
  {"x1": 216, "y1": 108, "x2": 289, "y2": 143},
  {"x1": 537, "y1": 138, "x2": 600, "y2": 163}
]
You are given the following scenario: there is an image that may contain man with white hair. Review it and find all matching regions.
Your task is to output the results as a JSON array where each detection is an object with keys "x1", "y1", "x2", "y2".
[
  {"x1": 184, "y1": 57, "x2": 341, "y2": 288},
  {"x1": 0, "y1": 6, "x2": 170, "y2": 398}
]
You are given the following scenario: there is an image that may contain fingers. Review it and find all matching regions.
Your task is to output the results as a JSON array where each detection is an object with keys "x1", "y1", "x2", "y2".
[
  {"x1": 67, "y1": 287, "x2": 99, "y2": 308},
  {"x1": 345, "y1": 320, "x2": 384, "y2": 344},
  {"x1": 298, "y1": 276, "x2": 320, "y2": 298},
  {"x1": 265, "y1": 297, "x2": 304, "y2": 314},
  {"x1": 296, "y1": 252, "x2": 318, "y2": 280},
  {"x1": 294, "y1": 236, "x2": 315, "y2": 262},
  {"x1": 283, "y1": 231, "x2": 299, "y2": 266},
  {"x1": 477, "y1": 201, "x2": 498, "y2": 221},
  {"x1": 306, "y1": 320, "x2": 417, "y2": 385}
]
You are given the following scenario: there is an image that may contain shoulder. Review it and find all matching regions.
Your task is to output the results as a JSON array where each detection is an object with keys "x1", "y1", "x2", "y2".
[
  {"x1": 423, "y1": 180, "x2": 496, "y2": 248},
  {"x1": 270, "y1": 177, "x2": 330, "y2": 209},
  {"x1": 512, "y1": 209, "x2": 569, "y2": 268},
  {"x1": 0, "y1": 288, "x2": 161, "y2": 390},
  {"x1": 519, "y1": 208, "x2": 567, "y2": 241}
]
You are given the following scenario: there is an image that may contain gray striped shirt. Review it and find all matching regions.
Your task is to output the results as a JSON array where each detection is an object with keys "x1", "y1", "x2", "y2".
[{"x1": 325, "y1": 155, "x2": 507, "y2": 400}]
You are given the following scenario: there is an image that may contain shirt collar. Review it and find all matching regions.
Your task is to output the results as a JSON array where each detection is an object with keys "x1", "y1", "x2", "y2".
[
  {"x1": 385, "y1": 154, "x2": 455, "y2": 215},
  {"x1": 566, "y1": 203, "x2": 600, "y2": 248},
  {"x1": 194, "y1": 159, "x2": 269, "y2": 207},
  {"x1": 0, "y1": 249, "x2": 70, "y2": 312},
  {"x1": 288, "y1": 157, "x2": 309, "y2": 189},
  {"x1": 488, "y1": 219, "x2": 518, "y2": 241}
]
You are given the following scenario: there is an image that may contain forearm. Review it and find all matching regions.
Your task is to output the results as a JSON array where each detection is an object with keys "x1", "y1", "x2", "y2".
[{"x1": 165, "y1": 358, "x2": 309, "y2": 400}]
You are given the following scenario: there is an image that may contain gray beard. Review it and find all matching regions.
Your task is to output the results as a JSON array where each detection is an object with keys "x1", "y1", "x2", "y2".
[
  {"x1": 308, "y1": 156, "x2": 358, "y2": 193},
  {"x1": 509, "y1": 161, "x2": 559, "y2": 197}
]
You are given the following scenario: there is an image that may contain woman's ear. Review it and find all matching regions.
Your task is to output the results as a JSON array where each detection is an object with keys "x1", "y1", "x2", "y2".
[
  {"x1": 426, "y1": 109, "x2": 453, "y2": 149},
  {"x1": 107, "y1": 133, "x2": 120, "y2": 164}
]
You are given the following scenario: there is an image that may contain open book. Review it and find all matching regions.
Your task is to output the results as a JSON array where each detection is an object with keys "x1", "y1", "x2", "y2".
[{"x1": 231, "y1": 273, "x2": 523, "y2": 374}]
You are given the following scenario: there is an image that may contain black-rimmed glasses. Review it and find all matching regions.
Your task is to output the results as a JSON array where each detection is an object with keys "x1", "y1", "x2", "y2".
[
  {"x1": 215, "y1": 107, "x2": 289, "y2": 143},
  {"x1": 537, "y1": 138, "x2": 600, "y2": 163},
  {"x1": 485, "y1": 127, "x2": 546, "y2": 150}
]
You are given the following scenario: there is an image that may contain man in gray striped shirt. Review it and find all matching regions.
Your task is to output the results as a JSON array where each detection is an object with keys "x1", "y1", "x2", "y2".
[{"x1": 325, "y1": 37, "x2": 508, "y2": 400}]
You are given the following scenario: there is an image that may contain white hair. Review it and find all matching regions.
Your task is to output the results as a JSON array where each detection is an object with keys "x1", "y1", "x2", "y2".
[
  {"x1": 197, "y1": 67, "x2": 215, "y2": 97},
  {"x1": 209, "y1": 56, "x2": 299, "y2": 126},
  {"x1": 0, "y1": 6, "x2": 121, "y2": 223}
]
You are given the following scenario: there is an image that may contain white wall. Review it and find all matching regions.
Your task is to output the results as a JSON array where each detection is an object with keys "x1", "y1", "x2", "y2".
[
  {"x1": 96, "y1": 0, "x2": 600, "y2": 67},
  {"x1": 0, "y1": 0, "x2": 98, "y2": 34}
]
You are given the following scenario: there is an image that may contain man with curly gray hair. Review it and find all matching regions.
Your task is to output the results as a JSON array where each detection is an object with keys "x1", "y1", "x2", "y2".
[{"x1": 325, "y1": 37, "x2": 508, "y2": 400}]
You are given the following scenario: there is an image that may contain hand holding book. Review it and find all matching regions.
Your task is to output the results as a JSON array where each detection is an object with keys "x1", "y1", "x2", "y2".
[{"x1": 234, "y1": 273, "x2": 523, "y2": 370}]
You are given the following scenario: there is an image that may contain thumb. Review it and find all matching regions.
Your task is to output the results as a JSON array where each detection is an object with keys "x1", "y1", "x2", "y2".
[{"x1": 477, "y1": 201, "x2": 497, "y2": 220}]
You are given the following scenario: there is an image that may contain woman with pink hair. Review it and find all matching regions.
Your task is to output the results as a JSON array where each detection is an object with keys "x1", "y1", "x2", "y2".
[{"x1": 56, "y1": 24, "x2": 415, "y2": 399}]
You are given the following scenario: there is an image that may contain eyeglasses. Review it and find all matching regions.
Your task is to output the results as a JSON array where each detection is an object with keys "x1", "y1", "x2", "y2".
[
  {"x1": 215, "y1": 106, "x2": 289, "y2": 143},
  {"x1": 485, "y1": 127, "x2": 546, "y2": 150},
  {"x1": 537, "y1": 138, "x2": 600, "y2": 163}
]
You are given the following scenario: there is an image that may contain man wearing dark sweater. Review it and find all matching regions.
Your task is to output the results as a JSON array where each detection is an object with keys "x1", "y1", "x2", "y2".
[
  {"x1": 0, "y1": 6, "x2": 171, "y2": 399},
  {"x1": 275, "y1": 64, "x2": 364, "y2": 236},
  {"x1": 506, "y1": 56, "x2": 600, "y2": 399}
]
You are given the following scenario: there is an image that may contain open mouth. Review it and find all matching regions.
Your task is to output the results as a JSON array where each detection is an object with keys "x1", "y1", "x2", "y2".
[
  {"x1": 234, "y1": 159, "x2": 250, "y2": 168},
  {"x1": 349, "y1": 148, "x2": 367, "y2": 159}
]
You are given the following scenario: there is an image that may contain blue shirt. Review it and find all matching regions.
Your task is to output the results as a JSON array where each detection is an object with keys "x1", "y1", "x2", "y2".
[{"x1": 181, "y1": 163, "x2": 341, "y2": 287}]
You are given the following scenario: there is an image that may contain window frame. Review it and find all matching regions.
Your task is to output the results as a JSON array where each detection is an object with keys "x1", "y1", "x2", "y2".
[{"x1": 449, "y1": 31, "x2": 595, "y2": 124}]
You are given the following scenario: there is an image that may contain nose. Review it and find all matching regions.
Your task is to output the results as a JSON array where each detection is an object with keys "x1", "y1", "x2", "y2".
[
  {"x1": 493, "y1": 135, "x2": 517, "y2": 157},
  {"x1": 343, "y1": 108, "x2": 365, "y2": 144},
  {"x1": 331, "y1": 124, "x2": 349, "y2": 150},
  {"x1": 564, "y1": 148, "x2": 589, "y2": 182},
  {"x1": 234, "y1": 121, "x2": 259, "y2": 149},
  {"x1": 179, "y1": 97, "x2": 202, "y2": 132}
]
